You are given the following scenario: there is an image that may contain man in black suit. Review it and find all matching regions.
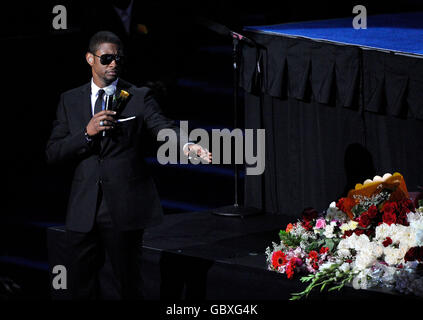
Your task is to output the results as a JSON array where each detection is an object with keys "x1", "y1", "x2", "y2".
[{"x1": 46, "y1": 31, "x2": 210, "y2": 299}]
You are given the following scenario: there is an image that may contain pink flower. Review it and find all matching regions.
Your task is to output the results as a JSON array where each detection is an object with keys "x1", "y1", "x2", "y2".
[{"x1": 315, "y1": 218, "x2": 326, "y2": 229}]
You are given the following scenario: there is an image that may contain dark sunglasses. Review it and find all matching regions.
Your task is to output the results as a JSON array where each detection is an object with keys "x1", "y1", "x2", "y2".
[{"x1": 92, "y1": 53, "x2": 124, "y2": 65}]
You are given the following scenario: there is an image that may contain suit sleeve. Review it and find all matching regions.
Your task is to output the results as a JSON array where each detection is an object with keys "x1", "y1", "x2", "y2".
[
  {"x1": 45, "y1": 93, "x2": 93, "y2": 164},
  {"x1": 142, "y1": 89, "x2": 188, "y2": 151}
]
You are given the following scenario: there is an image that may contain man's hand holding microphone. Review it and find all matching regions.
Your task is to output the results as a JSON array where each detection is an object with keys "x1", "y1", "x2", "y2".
[
  {"x1": 86, "y1": 87, "x2": 117, "y2": 137},
  {"x1": 86, "y1": 110, "x2": 117, "y2": 137}
]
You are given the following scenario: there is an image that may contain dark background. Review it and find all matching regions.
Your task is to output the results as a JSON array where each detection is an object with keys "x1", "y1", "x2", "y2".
[{"x1": 1, "y1": 0, "x2": 422, "y2": 299}]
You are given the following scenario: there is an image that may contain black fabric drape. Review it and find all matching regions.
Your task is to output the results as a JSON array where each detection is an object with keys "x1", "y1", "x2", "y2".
[{"x1": 241, "y1": 33, "x2": 423, "y2": 215}]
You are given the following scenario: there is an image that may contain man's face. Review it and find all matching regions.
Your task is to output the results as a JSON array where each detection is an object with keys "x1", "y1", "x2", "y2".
[{"x1": 86, "y1": 42, "x2": 122, "y2": 85}]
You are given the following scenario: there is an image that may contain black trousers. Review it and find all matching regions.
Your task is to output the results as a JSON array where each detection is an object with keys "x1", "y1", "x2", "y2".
[{"x1": 66, "y1": 185, "x2": 144, "y2": 299}]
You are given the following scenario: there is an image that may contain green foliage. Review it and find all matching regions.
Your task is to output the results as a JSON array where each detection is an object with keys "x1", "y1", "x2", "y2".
[
  {"x1": 290, "y1": 263, "x2": 355, "y2": 300},
  {"x1": 279, "y1": 230, "x2": 302, "y2": 248}
]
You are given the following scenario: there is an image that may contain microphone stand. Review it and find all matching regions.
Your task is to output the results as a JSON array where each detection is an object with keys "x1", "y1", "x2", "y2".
[{"x1": 197, "y1": 18, "x2": 263, "y2": 218}]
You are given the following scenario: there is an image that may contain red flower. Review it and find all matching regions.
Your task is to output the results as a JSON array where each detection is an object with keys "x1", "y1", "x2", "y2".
[
  {"x1": 301, "y1": 220, "x2": 313, "y2": 231},
  {"x1": 337, "y1": 197, "x2": 356, "y2": 219},
  {"x1": 367, "y1": 205, "x2": 378, "y2": 219},
  {"x1": 308, "y1": 251, "x2": 319, "y2": 270},
  {"x1": 382, "y1": 202, "x2": 398, "y2": 215},
  {"x1": 286, "y1": 257, "x2": 298, "y2": 279},
  {"x1": 397, "y1": 211, "x2": 409, "y2": 226},
  {"x1": 286, "y1": 223, "x2": 294, "y2": 233},
  {"x1": 319, "y1": 247, "x2": 329, "y2": 254},
  {"x1": 382, "y1": 202, "x2": 397, "y2": 225},
  {"x1": 358, "y1": 212, "x2": 371, "y2": 228},
  {"x1": 343, "y1": 230, "x2": 354, "y2": 238},
  {"x1": 308, "y1": 250, "x2": 318, "y2": 259},
  {"x1": 382, "y1": 237, "x2": 393, "y2": 247},
  {"x1": 302, "y1": 207, "x2": 318, "y2": 222},
  {"x1": 271, "y1": 251, "x2": 287, "y2": 269},
  {"x1": 397, "y1": 199, "x2": 413, "y2": 226},
  {"x1": 404, "y1": 247, "x2": 423, "y2": 262},
  {"x1": 382, "y1": 211, "x2": 397, "y2": 225},
  {"x1": 399, "y1": 198, "x2": 415, "y2": 214},
  {"x1": 354, "y1": 229, "x2": 365, "y2": 236}
]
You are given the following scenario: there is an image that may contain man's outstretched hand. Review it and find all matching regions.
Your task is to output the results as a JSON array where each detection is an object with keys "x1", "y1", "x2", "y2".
[{"x1": 184, "y1": 144, "x2": 212, "y2": 163}]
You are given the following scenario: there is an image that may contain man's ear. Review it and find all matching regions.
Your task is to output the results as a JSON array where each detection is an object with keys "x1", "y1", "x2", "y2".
[{"x1": 86, "y1": 52, "x2": 94, "y2": 66}]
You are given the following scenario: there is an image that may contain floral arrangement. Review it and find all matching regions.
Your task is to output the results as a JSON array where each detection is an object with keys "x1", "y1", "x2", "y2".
[{"x1": 265, "y1": 172, "x2": 423, "y2": 299}]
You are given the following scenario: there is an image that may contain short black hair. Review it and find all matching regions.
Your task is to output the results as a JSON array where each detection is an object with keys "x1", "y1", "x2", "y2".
[{"x1": 88, "y1": 31, "x2": 123, "y2": 54}]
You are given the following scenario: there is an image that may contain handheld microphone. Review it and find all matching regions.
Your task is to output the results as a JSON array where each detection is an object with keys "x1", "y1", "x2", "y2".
[{"x1": 103, "y1": 87, "x2": 116, "y2": 137}]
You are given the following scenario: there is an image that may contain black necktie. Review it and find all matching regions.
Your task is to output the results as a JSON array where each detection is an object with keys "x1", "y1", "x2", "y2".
[{"x1": 94, "y1": 89, "x2": 105, "y2": 115}]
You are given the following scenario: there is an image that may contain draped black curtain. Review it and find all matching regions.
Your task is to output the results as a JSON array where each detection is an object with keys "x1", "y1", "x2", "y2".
[{"x1": 241, "y1": 33, "x2": 423, "y2": 215}]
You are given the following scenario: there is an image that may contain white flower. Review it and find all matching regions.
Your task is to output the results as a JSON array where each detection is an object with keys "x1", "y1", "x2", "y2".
[
  {"x1": 339, "y1": 262, "x2": 351, "y2": 273},
  {"x1": 354, "y1": 253, "x2": 376, "y2": 271},
  {"x1": 416, "y1": 229, "x2": 423, "y2": 247},
  {"x1": 408, "y1": 212, "x2": 423, "y2": 246},
  {"x1": 384, "y1": 247, "x2": 403, "y2": 265},
  {"x1": 337, "y1": 248, "x2": 351, "y2": 259},
  {"x1": 352, "y1": 270, "x2": 371, "y2": 290},
  {"x1": 323, "y1": 221, "x2": 337, "y2": 238},
  {"x1": 340, "y1": 220, "x2": 358, "y2": 233},
  {"x1": 375, "y1": 223, "x2": 417, "y2": 253},
  {"x1": 320, "y1": 262, "x2": 335, "y2": 271}
]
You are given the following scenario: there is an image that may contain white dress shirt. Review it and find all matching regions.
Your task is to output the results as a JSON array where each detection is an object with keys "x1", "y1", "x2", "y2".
[{"x1": 90, "y1": 78, "x2": 118, "y2": 116}]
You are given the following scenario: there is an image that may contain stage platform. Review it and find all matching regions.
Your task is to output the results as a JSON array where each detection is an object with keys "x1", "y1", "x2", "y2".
[
  {"x1": 245, "y1": 12, "x2": 423, "y2": 57},
  {"x1": 47, "y1": 211, "x2": 414, "y2": 300}
]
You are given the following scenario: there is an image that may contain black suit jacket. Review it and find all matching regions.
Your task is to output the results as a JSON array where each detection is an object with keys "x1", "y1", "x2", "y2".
[{"x1": 46, "y1": 79, "x2": 184, "y2": 232}]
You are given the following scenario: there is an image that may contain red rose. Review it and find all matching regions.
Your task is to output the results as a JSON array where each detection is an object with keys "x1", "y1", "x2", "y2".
[
  {"x1": 359, "y1": 212, "x2": 371, "y2": 228},
  {"x1": 367, "y1": 205, "x2": 378, "y2": 219},
  {"x1": 382, "y1": 202, "x2": 397, "y2": 225},
  {"x1": 272, "y1": 251, "x2": 287, "y2": 269},
  {"x1": 354, "y1": 229, "x2": 365, "y2": 236},
  {"x1": 382, "y1": 211, "x2": 397, "y2": 225},
  {"x1": 397, "y1": 211, "x2": 409, "y2": 226},
  {"x1": 382, "y1": 202, "x2": 398, "y2": 215},
  {"x1": 382, "y1": 237, "x2": 393, "y2": 247},
  {"x1": 397, "y1": 199, "x2": 413, "y2": 226},
  {"x1": 343, "y1": 230, "x2": 354, "y2": 238},
  {"x1": 404, "y1": 247, "x2": 423, "y2": 262},
  {"x1": 302, "y1": 207, "x2": 318, "y2": 222},
  {"x1": 399, "y1": 198, "x2": 415, "y2": 214}
]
